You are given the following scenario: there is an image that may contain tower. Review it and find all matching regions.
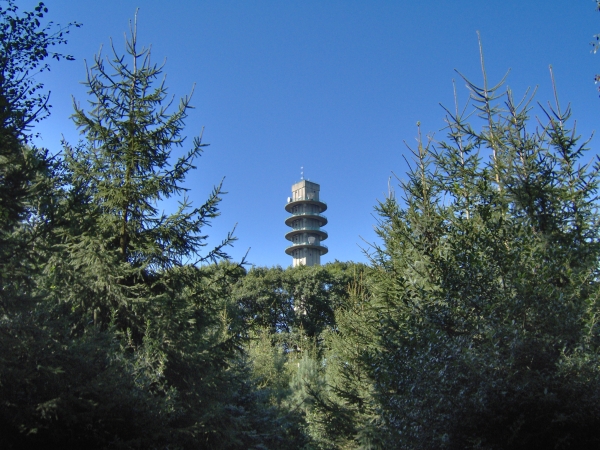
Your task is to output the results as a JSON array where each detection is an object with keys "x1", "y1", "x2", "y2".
[{"x1": 285, "y1": 180, "x2": 328, "y2": 266}]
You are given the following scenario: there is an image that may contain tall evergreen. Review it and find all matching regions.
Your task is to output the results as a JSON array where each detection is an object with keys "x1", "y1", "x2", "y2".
[
  {"x1": 4, "y1": 13, "x2": 270, "y2": 448},
  {"x1": 50, "y1": 14, "x2": 234, "y2": 329},
  {"x1": 369, "y1": 58, "x2": 600, "y2": 448}
]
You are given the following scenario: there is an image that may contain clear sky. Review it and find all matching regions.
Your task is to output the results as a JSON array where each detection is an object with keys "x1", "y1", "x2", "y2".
[{"x1": 19, "y1": 0, "x2": 600, "y2": 267}]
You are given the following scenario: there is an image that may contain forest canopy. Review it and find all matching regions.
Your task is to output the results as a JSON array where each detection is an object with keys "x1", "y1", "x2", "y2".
[{"x1": 2, "y1": 2, "x2": 600, "y2": 449}]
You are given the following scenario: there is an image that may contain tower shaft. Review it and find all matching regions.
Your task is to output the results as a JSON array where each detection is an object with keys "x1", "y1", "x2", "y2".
[{"x1": 285, "y1": 180, "x2": 328, "y2": 266}]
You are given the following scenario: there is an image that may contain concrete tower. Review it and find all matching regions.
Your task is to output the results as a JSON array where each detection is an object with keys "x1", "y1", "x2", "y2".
[{"x1": 284, "y1": 180, "x2": 328, "y2": 266}]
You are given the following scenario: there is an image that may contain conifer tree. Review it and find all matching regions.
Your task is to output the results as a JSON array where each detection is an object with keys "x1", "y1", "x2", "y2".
[
  {"x1": 29, "y1": 15, "x2": 267, "y2": 449},
  {"x1": 369, "y1": 58, "x2": 600, "y2": 448},
  {"x1": 49, "y1": 13, "x2": 235, "y2": 329},
  {"x1": 233, "y1": 262, "x2": 369, "y2": 447},
  {"x1": 315, "y1": 270, "x2": 386, "y2": 449}
]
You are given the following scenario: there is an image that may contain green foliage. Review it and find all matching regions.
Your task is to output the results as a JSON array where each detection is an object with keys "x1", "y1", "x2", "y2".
[
  {"x1": 235, "y1": 261, "x2": 363, "y2": 339},
  {"x1": 47, "y1": 14, "x2": 236, "y2": 331},
  {"x1": 5, "y1": 4, "x2": 600, "y2": 448},
  {"x1": 247, "y1": 327, "x2": 292, "y2": 402},
  {"x1": 36, "y1": 16, "x2": 275, "y2": 445},
  {"x1": 0, "y1": 314, "x2": 179, "y2": 449},
  {"x1": 368, "y1": 62, "x2": 600, "y2": 448},
  {"x1": 245, "y1": 327, "x2": 312, "y2": 448},
  {"x1": 68, "y1": 17, "x2": 231, "y2": 269},
  {"x1": 0, "y1": 0, "x2": 78, "y2": 136},
  {"x1": 314, "y1": 272, "x2": 386, "y2": 450},
  {"x1": 231, "y1": 262, "x2": 370, "y2": 449},
  {"x1": 0, "y1": 9, "x2": 285, "y2": 448},
  {"x1": 0, "y1": 0, "x2": 78, "y2": 311}
]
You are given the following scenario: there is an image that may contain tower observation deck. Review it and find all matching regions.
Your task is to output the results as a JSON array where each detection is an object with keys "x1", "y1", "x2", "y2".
[{"x1": 285, "y1": 180, "x2": 328, "y2": 267}]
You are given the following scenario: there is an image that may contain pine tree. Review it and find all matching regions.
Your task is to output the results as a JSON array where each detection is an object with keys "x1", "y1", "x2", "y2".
[
  {"x1": 369, "y1": 55, "x2": 600, "y2": 448},
  {"x1": 315, "y1": 269, "x2": 386, "y2": 449},
  {"x1": 25, "y1": 14, "x2": 270, "y2": 449},
  {"x1": 49, "y1": 13, "x2": 235, "y2": 329}
]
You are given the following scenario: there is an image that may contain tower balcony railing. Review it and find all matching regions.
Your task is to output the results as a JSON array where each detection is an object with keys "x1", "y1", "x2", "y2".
[
  {"x1": 289, "y1": 225, "x2": 328, "y2": 234},
  {"x1": 285, "y1": 198, "x2": 328, "y2": 214},
  {"x1": 285, "y1": 242, "x2": 329, "y2": 254},
  {"x1": 285, "y1": 211, "x2": 327, "y2": 220},
  {"x1": 287, "y1": 196, "x2": 327, "y2": 206},
  {"x1": 285, "y1": 226, "x2": 328, "y2": 242}
]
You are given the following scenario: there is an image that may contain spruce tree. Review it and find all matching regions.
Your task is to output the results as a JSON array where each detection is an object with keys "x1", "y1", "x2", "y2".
[
  {"x1": 315, "y1": 270, "x2": 385, "y2": 449},
  {"x1": 233, "y1": 262, "x2": 370, "y2": 447},
  {"x1": 369, "y1": 57, "x2": 600, "y2": 448},
  {"x1": 30, "y1": 15, "x2": 269, "y2": 449},
  {"x1": 50, "y1": 14, "x2": 234, "y2": 329}
]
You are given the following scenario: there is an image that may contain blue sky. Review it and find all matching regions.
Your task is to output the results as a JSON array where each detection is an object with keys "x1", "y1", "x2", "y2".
[{"x1": 20, "y1": 0, "x2": 600, "y2": 267}]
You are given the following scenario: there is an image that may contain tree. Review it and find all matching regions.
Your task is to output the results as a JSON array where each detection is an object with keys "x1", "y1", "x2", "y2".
[
  {"x1": 49, "y1": 13, "x2": 235, "y2": 330},
  {"x1": 232, "y1": 262, "x2": 370, "y2": 448},
  {"x1": 4, "y1": 13, "x2": 275, "y2": 449},
  {"x1": 235, "y1": 262, "x2": 363, "y2": 339},
  {"x1": 0, "y1": 0, "x2": 78, "y2": 311},
  {"x1": 368, "y1": 57, "x2": 600, "y2": 448},
  {"x1": 308, "y1": 270, "x2": 386, "y2": 450}
]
